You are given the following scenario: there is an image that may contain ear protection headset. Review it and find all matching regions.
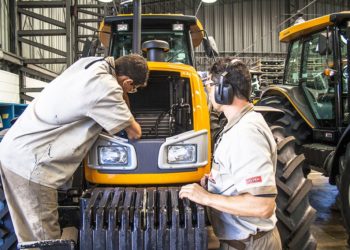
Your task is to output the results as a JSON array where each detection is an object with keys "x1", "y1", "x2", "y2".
[
  {"x1": 214, "y1": 59, "x2": 241, "y2": 105},
  {"x1": 214, "y1": 70, "x2": 232, "y2": 105}
]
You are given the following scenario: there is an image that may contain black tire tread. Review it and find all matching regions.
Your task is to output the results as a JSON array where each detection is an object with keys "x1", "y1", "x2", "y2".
[
  {"x1": 287, "y1": 179, "x2": 313, "y2": 214},
  {"x1": 282, "y1": 154, "x2": 306, "y2": 180},
  {"x1": 274, "y1": 127, "x2": 317, "y2": 250},
  {"x1": 259, "y1": 95, "x2": 312, "y2": 146},
  {"x1": 336, "y1": 143, "x2": 350, "y2": 236}
]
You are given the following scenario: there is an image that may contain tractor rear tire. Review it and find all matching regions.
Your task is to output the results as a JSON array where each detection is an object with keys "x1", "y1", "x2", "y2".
[
  {"x1": 337, "y1": 143, "x2": 350, "y2": 243},
  {"x1": 259, "y1": 95, "x2": 313, "y2": 177},
  {"x1": 272, "y1": 126, "x2": 317, "y2": 250},
  {"x1": 258, "y1": 95, "x2": 312, "y2": 146},
  {"x1": 0, "y1": 180, "x2": 17, "y2": 250}
]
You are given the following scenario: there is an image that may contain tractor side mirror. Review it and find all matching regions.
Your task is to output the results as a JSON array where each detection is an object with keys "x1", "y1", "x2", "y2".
[
  {"x1": 82, "y1": 38, "x2": 100, "y2": 57},
  {"x1": 203, "y1": 36, "x2": 219, "y2": 58},
  {"x1": 318, "y1": 33, "x2": 332, "y2": 56}
]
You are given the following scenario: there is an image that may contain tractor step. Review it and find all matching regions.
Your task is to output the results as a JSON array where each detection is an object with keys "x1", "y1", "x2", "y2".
[
  {"x1": 80, "y1": 187, "x2": 208, "y2": 250},
  {"x1": 18, "y1": 240, "x2": 75, "y2": 250},
  {"x1": 301, "y1": 143, "x2": 335, "y2": 174}
]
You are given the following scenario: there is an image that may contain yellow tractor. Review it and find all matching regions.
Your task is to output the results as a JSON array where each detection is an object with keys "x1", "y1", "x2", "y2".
[
  {"x1": 2, "y1": 7, "x2": 315, "y2": 250},
  {"x1": 80, "y1": 14, "x2": 212, "y2": 249}
]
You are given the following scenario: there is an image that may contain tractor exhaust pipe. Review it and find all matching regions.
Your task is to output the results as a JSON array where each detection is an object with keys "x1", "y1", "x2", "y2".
[{"x1": 132, "y1": 0, "x2": 142, "y2": 54}]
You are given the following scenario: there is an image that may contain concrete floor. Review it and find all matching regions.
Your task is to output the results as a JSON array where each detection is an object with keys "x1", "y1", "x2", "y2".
[
  {"x1": 309, "y1": 171, "x2": 349, "y2": 250},
  {"x1": 208, "y1": 171, "x2": 350, "y2": 249}
]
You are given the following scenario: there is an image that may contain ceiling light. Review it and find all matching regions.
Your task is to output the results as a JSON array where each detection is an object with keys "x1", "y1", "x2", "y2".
[
  {"x1": 120, "y1": 0, "x2": 133, "y2": 4},
  {"x1": 97, "y1": 0, "x2": 113, "y2": 2},
  {"x1": 202, "y1": 0, "x2": 217, "y2": 3}
]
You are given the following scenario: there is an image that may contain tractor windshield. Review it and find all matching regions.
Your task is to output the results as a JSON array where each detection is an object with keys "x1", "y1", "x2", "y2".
[
  {"x1": 110, "y1": 30, "x2": 191, "y2": 64},
  {"x1": 300, "y1": 29, "x2": 336, "y2": 127},
  {"x1": 284, "y1": 40, "x2": 302, "y2": 86}
]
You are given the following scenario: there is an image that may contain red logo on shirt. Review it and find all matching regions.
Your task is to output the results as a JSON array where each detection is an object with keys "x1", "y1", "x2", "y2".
[{"x1": 246, "y1": 176, "x2": 262, "y2": 184}]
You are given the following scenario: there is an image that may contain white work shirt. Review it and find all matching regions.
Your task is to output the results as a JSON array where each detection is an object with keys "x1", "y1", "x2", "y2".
[
  {"x1": 208, "y1": 103, "x2": 278, "y2": 240},
  {"x1": 0, "y1": 57, "x2": 134, "y2": 189}
]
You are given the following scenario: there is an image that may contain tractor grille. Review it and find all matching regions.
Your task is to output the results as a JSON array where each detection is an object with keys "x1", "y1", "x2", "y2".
[
  {"x1": 134, "y1": 111, "x2": 171, "y2": 138},
  {"x1": 80, "y1": 187, "x2": 208, "y2": 250}
]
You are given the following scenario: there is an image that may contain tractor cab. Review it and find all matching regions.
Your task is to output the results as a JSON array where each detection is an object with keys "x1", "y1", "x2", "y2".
[
  {"x1": 279, "y1": 12, "x2": 350, "y2": 144},
  {"x1": 99, "y1": 14, "x2": 208, "y2": 66}
]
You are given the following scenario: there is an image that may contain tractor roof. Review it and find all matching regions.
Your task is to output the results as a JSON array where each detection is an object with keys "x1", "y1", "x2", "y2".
[
  {"x1": 99, "y1": 14, "x2": 204, "y2": 48},
  {"x1": 279, "y1": 11, "x2": 350, "y2": 43}
]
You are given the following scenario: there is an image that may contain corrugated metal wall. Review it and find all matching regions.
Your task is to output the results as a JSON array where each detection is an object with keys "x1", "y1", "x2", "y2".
[
  {"x1": 142, "y1": 0, "x2": 349, "y2": 56},
  {"x1": 0, "y1": 0, "x2": 349, "y2": 69},
  {"x1": 0, "y1": 0, "x2": 10, "y2": 52},
  {"x1": 20, "y1": 1, "x2": 68, "y2": 73},
  {"x1": 0, "y1": 70, "x2": 20, "y2": 103}
]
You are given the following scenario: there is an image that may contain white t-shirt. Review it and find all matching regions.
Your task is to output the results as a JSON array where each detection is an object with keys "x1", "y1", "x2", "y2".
[
  {"x1": 208, "y1": 103, "x2": 278, "y2": 240},
  {"x1": 0, "y1": 57, "x2": 134, "y2": 189}
]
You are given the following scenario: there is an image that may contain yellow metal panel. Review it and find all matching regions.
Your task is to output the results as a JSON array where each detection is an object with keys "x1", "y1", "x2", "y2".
[
  {"x1": 265, "y1": 87, "x2": 315, "y2": 129},
  {"x1": 191, "y1": 19, "x2": 204, "y2": 48},
  {"x1": 85, "y1": 62, "x2": 211, "y2": 185},
  {"x1": 98, "y1": 14, "x2": 204, "y2": 49},
  {"x1": 279, "y1": 15, "x2": 332, "y2": 43},
  {"x1": 99, "y1": 20, "x2": 111, "y2": 48}
]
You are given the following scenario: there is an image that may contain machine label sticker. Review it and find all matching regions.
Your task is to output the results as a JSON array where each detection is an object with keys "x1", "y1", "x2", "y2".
[{"x1": 246, "y1": 176, "x2": 262, "y2": 184}]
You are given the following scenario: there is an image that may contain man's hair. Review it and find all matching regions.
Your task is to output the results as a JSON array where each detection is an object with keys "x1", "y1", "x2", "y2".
[
  {"x1": 115, "y1": 54, "x2": 149, "y2": 86},
  {"x1": 209, "y1": 57, "x2": 251, "y2": 101}
]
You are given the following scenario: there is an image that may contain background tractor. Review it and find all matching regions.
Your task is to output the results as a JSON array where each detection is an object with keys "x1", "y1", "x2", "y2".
[{"x1": 258, "y1": 11, "x2": 350, "y2": 244}]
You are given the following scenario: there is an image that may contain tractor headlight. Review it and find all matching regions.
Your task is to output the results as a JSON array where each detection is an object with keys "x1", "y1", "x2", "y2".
[
  {"x1": 167, "y1": 144, "x2": 196, "y2": 164},
  {"x1": 88, "y1": 133, "x2": 137, "y2": 170},
  {"x1": 98, "y1": 146, "x2": 128, "y2": 165},
  {"x1": 158, "y1": 130, "x2": 208, "y2": 169}
]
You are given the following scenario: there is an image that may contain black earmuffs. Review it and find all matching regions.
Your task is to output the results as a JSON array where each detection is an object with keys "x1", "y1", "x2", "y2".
[
  {"x1": 214, "y1": 71, "x2": 234, "y2": 105},
  {"x1": 214, "y1": 59, "x2": 243, "y2": 105}
]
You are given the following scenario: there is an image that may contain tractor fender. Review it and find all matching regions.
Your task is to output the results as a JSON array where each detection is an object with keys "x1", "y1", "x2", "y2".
[
  {"x1": 329, "y1": 124, "x2": 350, "y2": 184},
  {"x1": 254, "y1": 105, "x2": 284, "y2": 124},
  {"x1": 260, "y1": 86, "x2": 317, "y2": 129}
]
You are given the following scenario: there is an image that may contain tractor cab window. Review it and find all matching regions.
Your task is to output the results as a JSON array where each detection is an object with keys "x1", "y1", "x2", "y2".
[
  {"x1": 284, "y1": 40, "x2": 302, "y2": 85},
  {"x1": 110, "y1": 30, "x2": 190, "y2": 64},
  {"x1": 340, "y1": 27, "x2": 349, "y2": 125},
  {"x1": 301, "y1": 31, "x2": 335, "y2": 126}
]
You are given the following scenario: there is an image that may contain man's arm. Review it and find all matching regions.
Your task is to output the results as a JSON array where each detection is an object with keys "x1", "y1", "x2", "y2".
[
  {"x1": 124, "y1": 119, "x2": 142, "y2": 140},
  {"x1": 179, "y1": 183, "x2": 275, "y2": 219},
  {"x1": 123, "y1": 92, "x2": 131, "y2": 108},
  {"x1": 122, "y1": 90, "x2": 140, "y2": 139}
]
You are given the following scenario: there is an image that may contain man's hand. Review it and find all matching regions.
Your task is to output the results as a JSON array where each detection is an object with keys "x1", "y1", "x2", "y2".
[
  {"x1": 179, "y1": 183, "x2": 211, "y2": 206},
  {"x1": 124, "y1": 120, "x2": 142, "y2": 140},
  {"x1": 200, "y1": 174, "x2": 209, "y2": 189}
]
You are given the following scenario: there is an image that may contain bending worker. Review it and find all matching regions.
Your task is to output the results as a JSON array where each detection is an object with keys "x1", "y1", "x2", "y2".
[
  {"x1": 0, "y1": 54, "x2": 149, "y2": 243},
  {"x1": 180, "y1": 58, "x2": 282, "y2": 249}
]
